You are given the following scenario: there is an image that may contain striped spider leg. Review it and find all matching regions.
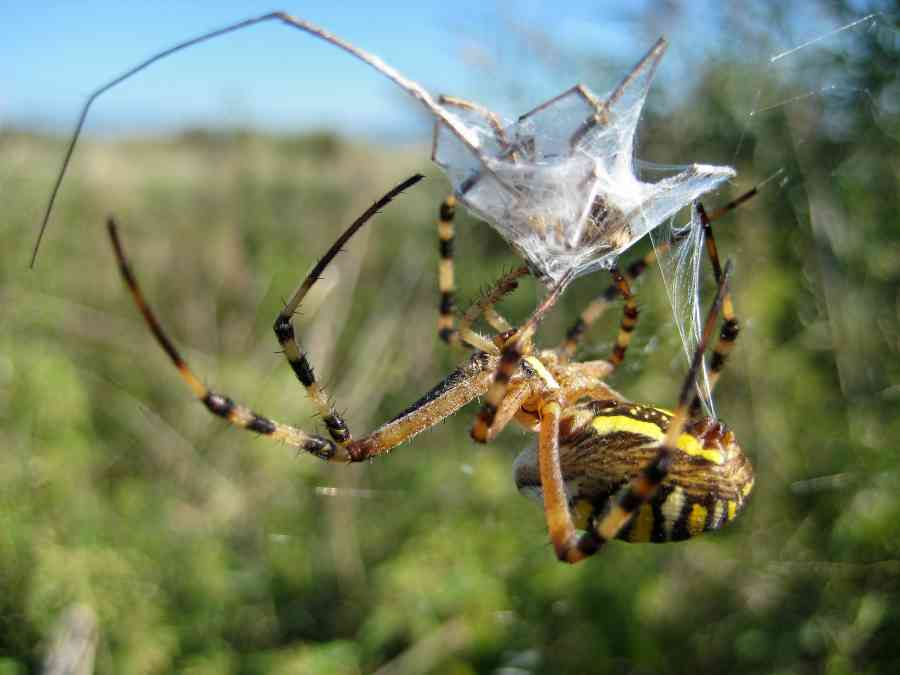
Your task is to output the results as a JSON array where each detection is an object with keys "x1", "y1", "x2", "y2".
[
  {"x1": 557, "y1": 181, "x2": 762, "y2": 362},
  {"x1": 433, "y1": 93, "x2": 523, "y2": 347},
  {"x1": 435, "y1": 193, "x2": 529, "y2": 349}
]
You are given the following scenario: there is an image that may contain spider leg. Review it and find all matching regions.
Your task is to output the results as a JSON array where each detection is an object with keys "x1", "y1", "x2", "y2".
[
  {"x1": 436, "y1": 194, "x2": 529, "y2": 352},
  {"x1": 471, "y1": 274, "x2": 572, "y2": 442},
  {"x1": 481, "y1": 304, "x2": 514, "y2": 335},
  {"x1": 536, "y1": 386, "x2": 599, "y2": 563},
  {"x1": 526, "y1": 360, "x2": 631, "y2": 564},
  {"x1": 344, "y1": 352, "x2": 497, "y2": 462},
  {"x1": 458, "y1": 265, "x2": 529, "y2": 349},
  {"x1": 273, "y1": 175, "x2": 423, "y2": 446},
  {"x1": 486, "y1": 377, "x2": 545, "y2": 440},
  {"x1": 586, "y1": 261, "x2": 733, "y2": 550},
  {"x1": 471, "y1": 336, "x2": 529, "y2": 443},
  {"x1": 689, "y1": 180, "x2": 767, "y2": 410},
  {"x1": 436, "y1": 195, "x2": 460, "y2": 345},
  {"x1": 557, "y1": 247, "x2": 662, "y2": 360},
  {"x1": 437, "y1": 95, "x2": 513, "y2": 155},
  {"x1": 558, "y1": 265, "x2": 640, "y2": 372},
  {"x1": 557, "y1": 181, "x2": 761, "y2": 362},
  {"x1": 703, "y1": 183, "x2": 761, "y2": 222},
  {"x1": 107, "y1": 218, "x2": 341, "y2": 461},
  {"x1": 608, "y1": 267, "x2": 639, "y2": 368},
  {"x1": 441, "y1": 264, "x2": 529, "y2": 354},
  {"x1": 689, "y1": 202, "x2": 740, "y2": 416},
  {"x1": 565, "y1": 39, "x2": 667, "y2": 151},
  {"x1": 110, "y1": 213, "x2": 504, "y2": 465}
]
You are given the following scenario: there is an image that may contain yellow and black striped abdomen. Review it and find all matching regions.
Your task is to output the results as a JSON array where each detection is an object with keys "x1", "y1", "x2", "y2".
[{"x1": 555, "y1": 403, "x2": 754, "y2": 543}]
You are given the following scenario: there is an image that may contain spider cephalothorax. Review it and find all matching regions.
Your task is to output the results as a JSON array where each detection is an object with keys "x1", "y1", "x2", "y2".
[{"x1": 107, "y1": 173, "x2": 754, "y2": 565}]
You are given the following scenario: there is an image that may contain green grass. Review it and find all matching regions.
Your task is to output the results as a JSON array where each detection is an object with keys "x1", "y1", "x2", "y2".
[{"x1": 1, "y1": 94, "x2": 899, "y2": 675}]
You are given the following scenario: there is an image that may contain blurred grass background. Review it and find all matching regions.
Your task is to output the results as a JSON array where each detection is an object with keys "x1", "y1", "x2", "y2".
[{"x1": 2, "y1": 4, "x2": 899, "y2": 674}]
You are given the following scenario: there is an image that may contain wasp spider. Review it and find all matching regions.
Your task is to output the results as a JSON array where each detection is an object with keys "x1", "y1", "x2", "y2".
[{"x1": 107, "y1": 174, "x2": 754, "y2": 564}]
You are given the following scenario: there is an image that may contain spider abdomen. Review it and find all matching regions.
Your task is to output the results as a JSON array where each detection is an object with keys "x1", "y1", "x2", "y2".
[{"x1": 513, "y1": 402, "x2": 754, "y2": 543}]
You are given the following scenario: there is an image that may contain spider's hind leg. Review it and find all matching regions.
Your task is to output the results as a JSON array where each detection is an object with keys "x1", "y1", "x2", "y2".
[
  {"x1": 689, "y1": 202, "x2": 740, "y2": 416},
  {"x1": 588, "y1": 261, "x2": 733, "y2": 549},
  {"x1": 108, "y1": 203, "x2": 503, "y2": 466}
]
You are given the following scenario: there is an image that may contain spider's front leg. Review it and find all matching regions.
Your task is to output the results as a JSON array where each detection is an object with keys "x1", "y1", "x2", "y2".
[
  {"x1": 468, "y1": 332, "x2": 601, "y2": 562},
  {"x1": 471, "y1": 332, "x2": 527, "y2": 443},
  {"x1": 106, "y1": 218, "x2": 343, "y2": 462},
  {"x1": 107, "y1": 177, "x2": 503, "y2": 466},
  {"x1": 273, "y1": 175, "x2": 424, "y2": 447}
]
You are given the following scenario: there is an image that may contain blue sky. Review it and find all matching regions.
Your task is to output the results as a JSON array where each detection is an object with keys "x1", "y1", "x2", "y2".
[
  {"x1": 3, "y1": 1, "x2": 733, "y2": 141},
  {"x1": 3, "y1": 2, "x2": 869, "y2": 142}
]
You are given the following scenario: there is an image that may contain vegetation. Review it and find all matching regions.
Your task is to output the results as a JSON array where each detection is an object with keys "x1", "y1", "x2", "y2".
[{"x1": 1, "y1": 10, "x2": 898, "y2": 674}]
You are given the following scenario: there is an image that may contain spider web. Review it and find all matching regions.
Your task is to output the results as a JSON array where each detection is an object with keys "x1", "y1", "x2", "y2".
[
  {"x1": 428, "y1": 9, "x2": 893, "y2": 418},
  {"x1": 430, "y1": 42, "x2": 735, "y2": 287}
]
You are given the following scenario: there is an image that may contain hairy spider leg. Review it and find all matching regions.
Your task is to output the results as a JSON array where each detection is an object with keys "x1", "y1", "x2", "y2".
[
  {"x1": 273, "y1": 174, "x2": 424, "y2": 446},
  {"x1": 471, "y1": 273, "x2": 573, "y2": 442},
  {"x1": 436, "y1": 190, "x2": 529, "y2": 350},
  {"x1": 108, "y1": 200, "x2": 499, "y2": 465},
  {"x1": 457, "y1": 265, "x2": 530, "y2": 352},
  {"x1": 695, "y1": 170, "x2": 780, "y2": 367},
  {"x1": 537, "y1": 382, "x2": 585, "y2": 560},
  {"x1": 346, "y1": 264, "x2": 550, "y2": 458}
]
